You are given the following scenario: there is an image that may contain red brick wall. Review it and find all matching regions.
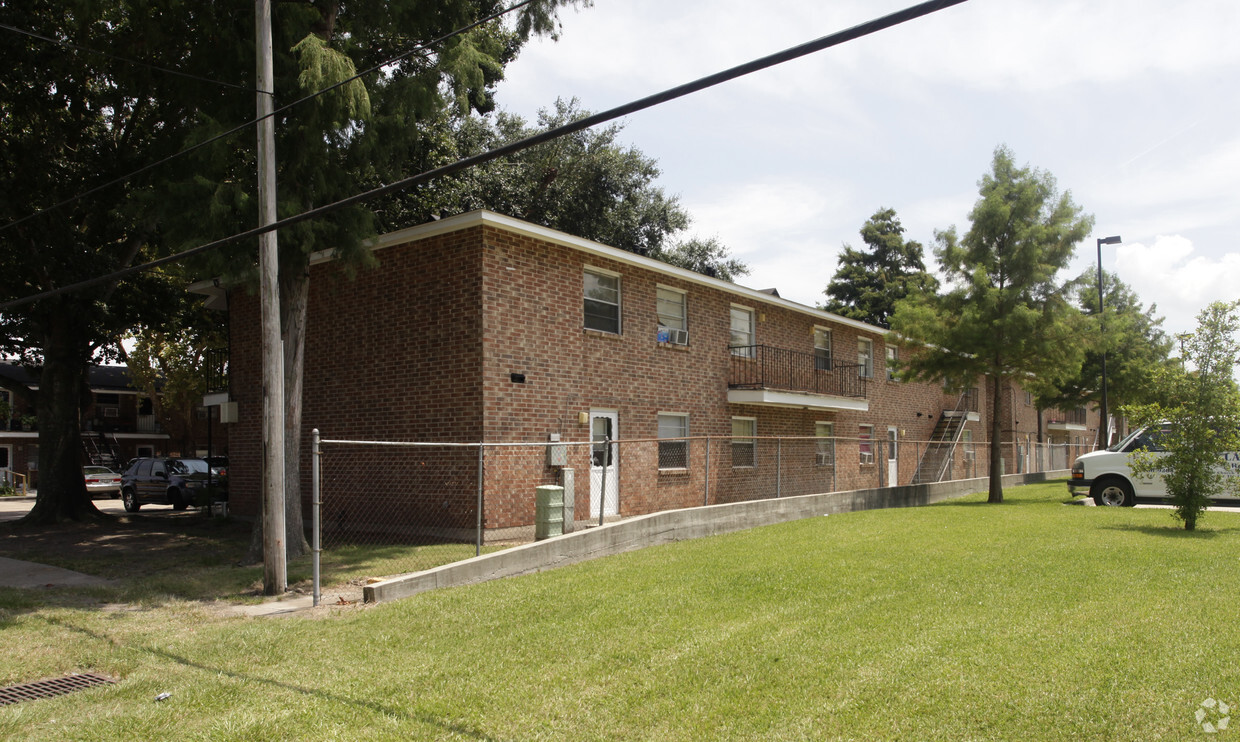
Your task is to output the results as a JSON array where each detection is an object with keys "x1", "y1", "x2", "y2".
[{"x1": 225, "y1": 215, "x2": 1085, "y2": 533}]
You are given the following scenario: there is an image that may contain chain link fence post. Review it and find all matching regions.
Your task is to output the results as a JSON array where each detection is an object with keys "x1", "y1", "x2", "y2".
[
  {"x1": 476, "y1": 442, "x2": 485, "y2": 557},
  {"x1": 312, "y1": 428, "x2": 321, "y2": 607}
]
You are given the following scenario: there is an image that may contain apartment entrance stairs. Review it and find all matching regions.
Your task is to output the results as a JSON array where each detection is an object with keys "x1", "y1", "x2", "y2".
[
  {"x1": 82, "y1": 432, "x2": 122, "y2": 469},
  {"x1": 911, "y1": 393, "x2": 971, "y2": 485}
]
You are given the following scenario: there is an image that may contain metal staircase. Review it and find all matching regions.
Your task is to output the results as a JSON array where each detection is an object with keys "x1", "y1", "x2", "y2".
[
  {"x1": 82, "y1": 432, "x2": 122, "y2": 469},
  {"x1": 911, "y1": 392, "x2": 971, "y2": 485}
]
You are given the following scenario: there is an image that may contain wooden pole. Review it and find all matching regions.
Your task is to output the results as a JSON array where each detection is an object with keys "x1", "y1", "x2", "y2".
[{"x1": 257, "y1": 0, "x2": 286, "y2": 594}]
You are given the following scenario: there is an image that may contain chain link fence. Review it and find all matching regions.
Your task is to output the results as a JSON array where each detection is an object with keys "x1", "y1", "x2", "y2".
[{"x1": 311, "y1": 430, "x2": 1084, "y2": 600}]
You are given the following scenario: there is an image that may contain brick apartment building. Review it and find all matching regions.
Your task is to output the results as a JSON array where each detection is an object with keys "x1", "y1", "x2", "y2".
[
  {"x1": 209, "y1": 210, "x2": 1100, "y2": 534},
  {"x1": 0, "y1": 363, "x2": 229, "y2": 490}
]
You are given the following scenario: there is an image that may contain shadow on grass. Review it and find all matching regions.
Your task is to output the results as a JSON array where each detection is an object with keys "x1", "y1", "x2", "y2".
[
  {"x1": 1096, "y1": 522, "x2": 1240, "y2": 538},
  {"x1": 40, "y1": 614, "x2": 501, "y2": 741}
]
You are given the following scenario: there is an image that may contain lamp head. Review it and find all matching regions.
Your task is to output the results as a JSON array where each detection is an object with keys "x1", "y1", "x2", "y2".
[{"x1": 1098, "y1": 235, "x2": 1122, "y2": 246}]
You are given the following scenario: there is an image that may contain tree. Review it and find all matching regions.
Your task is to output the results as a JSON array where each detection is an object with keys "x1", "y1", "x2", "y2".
[
  {"x1": 0, "y1": 2, "x2": 219, "y2": 523},
  {"x1": 890, "y1": 146, "x2": 1093, "y2": 503},
  {"x1": 123, "y1": 298, "x2": 228, "y2": 456},
  {"x1": 1125, "y1": 301, "x2": 1240, "y2": 531},
  {"x1": 1039, "y1": 269, "x2": 1174, "y2": 440},
  {"x1": 652, "y1": 236, "x2": 749, "y2": 283},
  {"x1": 0, "y1": 1, "x2": 579, "y2": 536},
  {"x1": 384, "y1": 98, "x2": 748, "y2": 280},
  {"x1": 823, "y1": 208, "x2": 939, "y2": 328}
]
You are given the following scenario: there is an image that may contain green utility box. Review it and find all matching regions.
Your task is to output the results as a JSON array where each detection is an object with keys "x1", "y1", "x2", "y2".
[{"x1": 535, "y1": 485, "x2": 565, "y2": 540}]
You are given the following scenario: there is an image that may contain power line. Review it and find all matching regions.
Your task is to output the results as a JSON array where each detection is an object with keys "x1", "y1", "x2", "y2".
[
  {"x1": 0, "y1": 21, "x2": 258, "y2": 93},
  {"x1": 0, "y1": 0, "x2": 970, "y2": 312},
  {"x1": 0, "y1": 0, "x2": 539, "y2": 236}
]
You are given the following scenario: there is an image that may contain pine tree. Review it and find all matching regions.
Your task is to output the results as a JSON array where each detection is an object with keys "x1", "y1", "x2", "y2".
[
  {"x1": 823, "y1": 208, "x2": 938, "y2": 328},
  {"x1": 891, "y1": 147, "x2": 1093, "y2": 503}
]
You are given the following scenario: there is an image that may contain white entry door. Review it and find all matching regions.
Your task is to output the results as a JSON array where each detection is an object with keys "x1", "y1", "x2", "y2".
[
  {"x1": 887, "y1": 427, "x2": 899, "y2": 486},
  {"x1": 589, "y1": 410, "x2": 619, "y2": 519}
]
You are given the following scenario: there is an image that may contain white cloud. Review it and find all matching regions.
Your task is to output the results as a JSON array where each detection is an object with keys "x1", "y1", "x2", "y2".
[{"x1": 1114, "y1": 236, "x2": 1240, "y2": 336}]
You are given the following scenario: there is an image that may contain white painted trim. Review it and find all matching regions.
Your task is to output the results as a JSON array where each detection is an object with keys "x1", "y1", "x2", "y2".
[
  {"x1": 727, "y1": 389, "x2": 869, "y2": 412},
  {"x1": 190, "y1": 210, "x2": 888, "y2": 337}
]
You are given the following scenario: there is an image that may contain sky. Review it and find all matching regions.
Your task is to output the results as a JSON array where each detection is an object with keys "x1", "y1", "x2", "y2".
[{"x1": 493, "y1": 0, "x2": 1240, "y2": 348}]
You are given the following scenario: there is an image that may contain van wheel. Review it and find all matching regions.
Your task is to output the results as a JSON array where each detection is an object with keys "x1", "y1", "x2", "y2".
[
  {"x1": 122, "y1": 488, "x2": 140, "y2": 512},
  {"x1": 1092, "y1": 477, "x2": 1134, "y2": 507},
  {"x1": 170, "y1": 489, "x2": 189, "y2": 511}
]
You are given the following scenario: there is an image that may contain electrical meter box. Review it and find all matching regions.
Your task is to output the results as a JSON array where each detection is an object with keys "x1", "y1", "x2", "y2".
[{"x1": 546, "y1": 433, "x2": 567, "y2": 466}]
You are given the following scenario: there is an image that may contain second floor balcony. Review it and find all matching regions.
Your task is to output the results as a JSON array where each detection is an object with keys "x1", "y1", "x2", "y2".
[{"x1": 727, "y1": 345, "x2": 869, "y2": 411}]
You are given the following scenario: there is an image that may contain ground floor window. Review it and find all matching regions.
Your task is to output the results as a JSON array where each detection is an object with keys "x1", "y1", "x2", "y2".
[
  {"x1": 815, "y1": 422, "x2": 834, "y2": 466},
  {"x1": 657, "y1": 413, "x2": 689, "y2": 469},
  {"x1": 859, "y1": 424, "x2": 874, "y2": 464},
  {"x1": 732, "y1": 417, "x2": 756, "y2": 468}
]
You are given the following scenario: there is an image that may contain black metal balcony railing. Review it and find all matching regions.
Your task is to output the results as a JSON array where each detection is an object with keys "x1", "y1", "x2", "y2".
[
  {"x1": 205, "y1": 348, "x2": 229, "y2": 394},
  {"x1": 1048, "y1": 408, "x2": 1087, "y2": 426},
  {"x1": 728, "y1": 345, "x2": 868, "y2": 399}
]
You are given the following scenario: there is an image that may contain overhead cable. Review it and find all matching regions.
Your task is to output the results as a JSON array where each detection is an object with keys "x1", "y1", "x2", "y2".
[{"x1": 0, "y1": 0, "x2": 970, "y2": 312}]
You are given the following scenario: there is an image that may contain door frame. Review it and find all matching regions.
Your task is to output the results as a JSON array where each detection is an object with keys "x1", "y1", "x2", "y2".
[
  {"x1": 589, "y1": 409, "x2": 619, "y2": 519},
  {"x1": 886, "y1": 426, "x2": 899, "y2": 486}
]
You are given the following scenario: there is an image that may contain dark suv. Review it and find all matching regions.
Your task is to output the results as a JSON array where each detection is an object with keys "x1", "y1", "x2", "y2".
[{"x1": 120, "y1": 457, "x2": 213, "y2": 512}]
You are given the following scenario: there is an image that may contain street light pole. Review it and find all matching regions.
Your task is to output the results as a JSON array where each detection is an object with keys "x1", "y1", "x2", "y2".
[{"x1": 1097, "y1": 235, "x2": 1122, "y2": 448}]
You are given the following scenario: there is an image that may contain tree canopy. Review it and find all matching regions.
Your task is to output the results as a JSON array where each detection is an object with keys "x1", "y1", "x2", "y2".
[
  {"x1": 823, "y1": 207, "x2": 938, "y2": 328},
  {"x1": 383, "y1": 98, "x2": 748, "y2": 280},
  {"x1": 1038, "y1": 269, "x2": 1174, "y2": 426},
  {"x1": 890, "y1": 146, "x2": 1093, "y2": 503}
]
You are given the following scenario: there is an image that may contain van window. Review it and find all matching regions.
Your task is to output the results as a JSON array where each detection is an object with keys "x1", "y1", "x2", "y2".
[{"x1": 1123, "y1": 425, "x2": 1171, "y2": 453}]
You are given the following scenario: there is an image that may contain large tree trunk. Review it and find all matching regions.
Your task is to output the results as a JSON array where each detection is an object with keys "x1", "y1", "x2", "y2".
[
  {"x1": 280, "y1": 265, "x2": 312, "y2": 559},
  {"x1": 244, "y1": 258, "x2": 312, "y2": 564},
  {"x1": 987, "y1": 373, "x2": 1004, "y2": 503},
  {"x1": 23, "y1": 314, "x2": 102, "y2": 523}
]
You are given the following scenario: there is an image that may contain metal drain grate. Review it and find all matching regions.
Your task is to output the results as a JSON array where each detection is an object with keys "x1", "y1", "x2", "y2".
[{"x1": 0, "y1": 673, "x2": 116, "y2": 705}]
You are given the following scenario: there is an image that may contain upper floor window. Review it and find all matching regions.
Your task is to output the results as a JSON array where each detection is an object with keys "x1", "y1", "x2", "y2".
[
  {"x1": 814, "y1": 328, "x2": 832, "y2": 370},
  {"x1": 858, "y1": 338, "x2": 873, "y2": 378},
  {"x1": 730, "y1": 306, "x2": 754, "y2": 357},
  {"x1": 584, "y1": 269, "x2": 621, "y2": 334},
  {"x1": 656, "y1": 286, "x2": 686, "y2": 331},
  {"x1": 885, "y1": 345, "x2": 898, "y2": 381},
  {"x1": 657, "y1": 413, "x2": 689, "y2": 470}
]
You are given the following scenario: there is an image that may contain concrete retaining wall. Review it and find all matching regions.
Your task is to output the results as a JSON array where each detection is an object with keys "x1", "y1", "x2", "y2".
[{"x1": 363, "y1": 470, "x2": 1067, "y2": 604}]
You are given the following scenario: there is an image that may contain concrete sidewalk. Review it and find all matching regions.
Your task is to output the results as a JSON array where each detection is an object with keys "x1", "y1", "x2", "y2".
[{"x1": 0, "y1": 556, "x2": 113, "y2": 589}]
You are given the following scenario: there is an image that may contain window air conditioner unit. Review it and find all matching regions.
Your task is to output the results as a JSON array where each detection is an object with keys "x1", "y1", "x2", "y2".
[
  {"x1": 102, "y1": 407, "x2": 119, "y2": 418},
  {"x1": 657, "y1": 326, "x2": 689, "y2": 345},
  {"x1": 860, "y1": 452, "x2": 874, "y2": 464}
]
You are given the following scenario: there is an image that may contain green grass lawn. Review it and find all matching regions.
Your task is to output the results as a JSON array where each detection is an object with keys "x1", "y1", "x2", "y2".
[{"x1": 3, "y1": 481, "x2": 1239, "y2": 740}]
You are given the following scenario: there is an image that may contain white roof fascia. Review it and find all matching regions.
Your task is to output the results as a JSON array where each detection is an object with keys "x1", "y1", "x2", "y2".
[{"x1": 196, "y1": 209, "x2": 890, "y2": 339}]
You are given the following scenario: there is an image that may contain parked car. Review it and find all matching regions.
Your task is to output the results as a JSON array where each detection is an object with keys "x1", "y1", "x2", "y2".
[
  {"x1": 83, "y1": 466, "x2": 122, "y2": 499},
  {"x1": 120, "y1": 457, "x2": 213, "y2": 512},
  {"x1": 1069, "y1": 423, "x2": 1240, "y2": 506}
]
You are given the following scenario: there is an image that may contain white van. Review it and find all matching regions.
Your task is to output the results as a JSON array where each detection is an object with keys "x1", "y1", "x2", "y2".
[{"x1": 1068, "y1": 424, "x2": 1240, "y2": 506}]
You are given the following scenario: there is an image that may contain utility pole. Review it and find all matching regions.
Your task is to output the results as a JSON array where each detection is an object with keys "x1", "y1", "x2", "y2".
[{"x1": 256, "y1": 0, "x2": 286, "y2": 594}]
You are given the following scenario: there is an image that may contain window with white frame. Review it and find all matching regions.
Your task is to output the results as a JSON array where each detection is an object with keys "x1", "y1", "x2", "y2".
[
  {"x1": 657, "y1": 286, "x2": 686, "y2": 330},
  {"x1": 584, "y1": 268, "x2": 621, "y2": 334},
  {"x1": 859, "y1": 424, "x2": 874, "y2": 464},
  {"x1": 814, "y1": 328, "x2": 832, "y2": 370},
  {"x1": 815, "y1": 422, "x2": 834, "y2": 466},
  {"x1": 730, "y1": 306, "x2": 754, "y2": 357},
  {"x1": 657, "y1": 413, "x2": 689, "y2": 469},
  {"x1": 1024, "y1": 390, "x2": 1033, "y2": 406},
  {"x1": 732, "y1": 417, "x2": 756, "y2": 467},
  {"x1": 656, "y1": 286, "x2": 688, "y2": 345},
  {"x1": 885, "y1": 345, "x2": 899, "y2": 381},
  {"x1": 858, "y1": 338, "x2": 873, "y2": 378},
  {"x1": 963, "y1": 429, "x2": 975, "y2": 460}
]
